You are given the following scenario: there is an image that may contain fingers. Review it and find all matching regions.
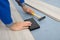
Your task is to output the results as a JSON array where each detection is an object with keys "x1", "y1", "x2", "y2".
[
  {"x1": 22, "y1": 6, "x2": 33, "y2": 14},
  {"x1": 21, "y1": 21, "x2": 32, "y2": 30},
  {"x1": 26, "y1": 8, "x2": 33, "y2": 14},
  {"x1": 23, "y1": 21, "x2": 32, "y2": 27},
  {"x1": 23, "y1": 27, "x2": 29, "y2": 29},
  {"x1": 10, "y1": 26, "x2": 29, "y2": 31}
]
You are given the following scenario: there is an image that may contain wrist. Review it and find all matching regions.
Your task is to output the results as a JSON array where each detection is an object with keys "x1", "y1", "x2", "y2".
[
  {"x1": 15, "y1": 0, "x2": 25, "y2": 7},
  {"x1": 21, "y1": 3, "x2": 26, "y2": 7}
]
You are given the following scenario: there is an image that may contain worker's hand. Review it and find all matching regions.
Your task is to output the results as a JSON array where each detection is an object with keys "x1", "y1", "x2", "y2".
[
  {"x1": 22, "y1": 5, "x2": 34, "y2": 14},
  {"x1": 10, "y1": 21, "x2": 32, "y2": 31}
]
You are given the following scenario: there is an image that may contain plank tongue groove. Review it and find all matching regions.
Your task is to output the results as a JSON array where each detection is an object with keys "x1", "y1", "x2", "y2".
[{"x1": 25, "y1": 0, "x2": 60, "y2": 21}]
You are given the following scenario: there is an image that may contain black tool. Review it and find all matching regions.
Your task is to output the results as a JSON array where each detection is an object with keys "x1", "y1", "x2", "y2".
[{"x1": 24, "y1": 18, "x2": 40, "y2": 31}]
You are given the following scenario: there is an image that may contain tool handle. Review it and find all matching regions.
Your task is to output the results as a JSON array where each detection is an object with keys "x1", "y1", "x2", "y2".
[
  {"x1": 34, "y1": 14, "x2": 41, "y2": 18},
  {"x1": 32, "y1": 12, "x2": 41, "y2": 18}
]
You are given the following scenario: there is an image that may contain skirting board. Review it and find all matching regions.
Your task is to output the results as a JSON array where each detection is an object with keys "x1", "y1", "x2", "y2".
[{"x1": 25, "y1": 0, "x2": 60, "y2": 22}]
